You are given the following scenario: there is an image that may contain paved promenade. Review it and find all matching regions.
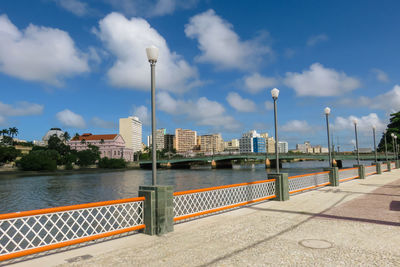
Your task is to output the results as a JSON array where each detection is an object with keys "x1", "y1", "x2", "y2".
[{"x1": 10, "y1": 170, "x2": 400, "y2": 266}]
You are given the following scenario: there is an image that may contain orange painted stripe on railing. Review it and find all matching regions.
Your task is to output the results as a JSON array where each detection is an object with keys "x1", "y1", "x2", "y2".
[
  {"x1": 366, "y1": 172, "x2": 377, "y2": 176},
  {"x1": 0, "y1": 197, "x2": 145, "y2": 220},
  {"x1": 173, "y1": 195, "x2": 276, "y2": 221},
  {"x1": 173, "y1": 179, "x2": 276, "y2": 196},
  {"x1": 288, "y1": 171, "x2": 329, "y2": 180},
  {"x1": 289, "y1": 182, "x2": 331, "y2": 194},
  {"x1": 338, "y1": 167, "x2": 358, "y2": 172},
  {"x1": 339, "y1": 176, "x2": 359, "y2": 182},
  {"x1": 0, "y1": 224, "x2": 145, "y2": 262},
  {"x1": 366, "y1": 165, "x2": 375, "y2": 168}
]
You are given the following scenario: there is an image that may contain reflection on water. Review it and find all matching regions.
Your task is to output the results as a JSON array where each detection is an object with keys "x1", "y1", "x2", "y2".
[{"x1": 0, "y1": 160, "x2": 372, "y2": 214}]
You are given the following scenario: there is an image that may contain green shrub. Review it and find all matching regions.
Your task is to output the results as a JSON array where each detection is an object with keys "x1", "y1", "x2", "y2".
[
  {"x1": 0, "y1": 146, "x2": 21, "y2": 163},
  {"x1": 98, "y1": 157, "x2": 126, "y2": 169},
  {"x1": 17, "y1": 150, "x2": 57, "y2": 171}
]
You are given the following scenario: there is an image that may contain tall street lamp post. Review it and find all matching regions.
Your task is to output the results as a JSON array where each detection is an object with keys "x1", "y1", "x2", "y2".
[
  {"x1": 395, "y1": 135, "x2": 398, "y2": 160},
  {"x1": 324, "y1": 107, "x2": 332, "y2": 167},
  {"x1": 146, "y1": 45, "x2": 159, "y2": 186},
  {"x1": 384, "y1": 130, "x2": 388, "y2": 161},
  {"x1": 373, "y1": 125, "x2": 377, "y2": 163},
  {"x1": 391, "y1": 133, "x2": 395, "y2": 160},
  {"x1": 354, "y1": 119, "x2": 360, "y2": 165},
  {"x1": 271, "y1": 88, "x2": 280, "y2": 173}
]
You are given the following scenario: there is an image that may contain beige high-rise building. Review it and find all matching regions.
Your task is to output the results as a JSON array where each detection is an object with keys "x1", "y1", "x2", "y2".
[
  {"x1": 119, "y1": 116, "x2": 142, "y2": 153},
  {"x1": 147, "y1": 128, "x2": 166, "y2": 151},
  {"x1": 266, "y1": 137, "x2": 275, "y2": 153},
  {"x1": 175, "y1": 128, "x2": 197, "y2": 153},
  {"x1": 224, "y1": 139, "x2": 239, "y2": 151},
  {"x1": 199, "y1": 134, "x2": 224, "y2": 153}
]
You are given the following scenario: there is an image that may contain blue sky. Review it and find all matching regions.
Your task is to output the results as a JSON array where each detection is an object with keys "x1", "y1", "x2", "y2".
[{"x1": 1, "y1": 0, "x2": 400, "y2": 150}]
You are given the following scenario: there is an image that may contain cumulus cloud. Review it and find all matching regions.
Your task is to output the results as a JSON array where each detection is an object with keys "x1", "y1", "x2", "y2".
[
  {"x1": 307, "y1": 34, "x2": 329, "y2": 46},
  {"x1": 265, "y1": 101, "x2": 273, "y2": 110},
  {"x1": 280, "y1": 120, "x2": 315, "y2": 133},
  {"x1": 132, "y1": 105, "x2": 150, "y2": 126},
  {"x1": 0, "y1": 101, "x2": 43, "y2": 124},
  {"x1": 157, "y1": 91, "x2": 240, "y2": 131},
  {"x1": 54, "y1": 0, "x2": 89, "y2": 16},
  {"x1": 226, "y1": 92, "x2": 256, "y2": 112},
  {"x1": 56, "y1": 109, "x2": 86, "y2": 128},
  {"x1": 334, "y1": 113, "x2": 385, "y2": 134},
  {"x1": 104, "y1": 0, "x2": 198, "y2": 17},
  {"x1": 91, "y1": 117, "x2": 116, "y2": 129},
  {"x1": 371, "y1": 68, "x2": 389, "y2": 83},
  {"x1": 284, "y1": 63, "x2": 361, "y2": 96},
  {"x1": 95, "y1": 12, "x2": 198, "y2": 92},
  {"x1": 243, "y1": 73, "x2": 278, "y2": 94},
  {"x1": 185, "y1": 9, "x2": 272, "y2": 70},
  {"x1": 0, "y1": 14, "x2": 89, "y2": 86}
]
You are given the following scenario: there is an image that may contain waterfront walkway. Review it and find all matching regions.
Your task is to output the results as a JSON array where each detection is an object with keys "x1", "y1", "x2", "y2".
[{"x1": 11, "y1": 170, "x2": 400, "y2": 266}]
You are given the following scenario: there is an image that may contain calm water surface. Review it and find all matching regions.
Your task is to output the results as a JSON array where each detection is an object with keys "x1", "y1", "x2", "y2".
[{"x1": 0, "y1": 160, "x2": 372, "y2": 214}]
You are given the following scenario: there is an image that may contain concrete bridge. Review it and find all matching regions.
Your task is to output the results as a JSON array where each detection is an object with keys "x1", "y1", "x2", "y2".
[{"x1": 139, "y1": 153, "x2": 392, "y2": 169}]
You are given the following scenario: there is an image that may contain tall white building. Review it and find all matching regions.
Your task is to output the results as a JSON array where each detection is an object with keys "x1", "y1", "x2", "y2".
[
  {"x1": 278, "y1": 141, "x2": 288, "y2": 153},
  {"x1": 119, "y1": 116, "x2": 142, "y2": 153},
  {"x1": 239, "y1": 130, "x2": 261, "y2": 153}
]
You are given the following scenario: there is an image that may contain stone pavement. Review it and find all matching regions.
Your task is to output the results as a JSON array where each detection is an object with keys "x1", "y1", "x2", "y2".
[{"x1": 8, "y1": 170, "x2": 400, "y2": 266}]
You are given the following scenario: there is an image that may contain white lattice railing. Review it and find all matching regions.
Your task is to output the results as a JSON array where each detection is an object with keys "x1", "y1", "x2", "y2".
[
  {"x1": 339, "y1": 167, "x2": 359, "y2": 182},
  {"x1": 0, "y1": 197, "x2": 145, "y2": 261},
  {"x1": 382, "y1": 163, "x2": 388, "y2": 172},
  {"x1": 173, "y1": 179, "x2": 276, "y2": 222},
  {"x1": 365, "y1": 165, "x2": 377, "y2": 176},
  {"x1": 390, "y1": 162, "x2": 396, "y2": 169},
  {"x1": 288, "y1": 171, "x2": 330, "y2": 194}
]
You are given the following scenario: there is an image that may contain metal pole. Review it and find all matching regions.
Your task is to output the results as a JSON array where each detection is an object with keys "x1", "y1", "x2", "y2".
[
  {"x1": 273, "y1": 98, "x2": 279, "y2": 173},
  {"x1": 384, "y1": 133, "x2": 388, "y2": 161},
  {"x1": 150, "y1": 61, "x2": 157, "y2": 185},
  {"x1": 354, "y1": 123, "x2": 360, "y2": 165},
  {"x1": 395, "y1": 137, "x2": 398, "y2": 160},
  {"x1": 373, "y1": 127, "x2": 377, "y2": 162},
  {"x1": 325, "y1": 114, "x2": 332, "y2": 167},
  {"x1": 392, "y1": 136, "x2": 395, "y2": 160}
]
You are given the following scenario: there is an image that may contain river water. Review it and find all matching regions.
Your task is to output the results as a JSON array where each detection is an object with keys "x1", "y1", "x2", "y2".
[{"x1": 0, "y1": 160, "x2": 372, "y2": 214}]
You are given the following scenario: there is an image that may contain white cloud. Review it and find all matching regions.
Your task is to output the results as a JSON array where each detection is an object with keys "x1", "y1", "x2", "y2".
[
  {"x1": 157, "y1": 91, "x2": 240, "y2": 131},
  {"x1": 104, "y1": 0, "x2": 198, "y2": 17},
  {"x1": 185, "y1": 9, "x2": 272, "y2": 70},
  {"x1": 91, "y1": 117, "x2": 116, "y2": 129},
  {"x1": 226, "y1": 92, "x2": 256, "y2": 112},
  {"x1": 132, "y1": 105, "x2": 150, "y2": 126},
  {"x1": 371, "y1": 68, "x2": 389, "y2": 83},
  {"x1": 243, "y1": 73, "x2": 278, "y2": 94},
  {"x1": 334, "y1": 113, "x2": 385, "y2": 134},
  {"x1": 284, "y1": 63, "x2": 361, "y2": 97},
  {"x1": 0, "y1": 101, "x2": 43, "y2": 124},
  {"x1": 280, "y1": 120, "x2": 314, "y2": 133},
  {"x1": 0, "y1": 14, "x2": 89, "y2": 86},
  {"x1": 95, "y1": 12, "x2": 198, "y2": 92},
  {"x1": 265, "y1": 101, "x2": 273, "y2": 110},
  {"x1": 54, "y1": 0, "x2": 88, "y2": 16},
  {"x1": 307, "y1": 34, "x2": 329, "y2": 46},
  {"x1": 56, "y1": 109, "x2": 86, "y2": 128}
]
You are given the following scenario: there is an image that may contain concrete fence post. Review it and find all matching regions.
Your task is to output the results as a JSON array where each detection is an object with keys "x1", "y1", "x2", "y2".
[
  {"x1": 373, "y1": 162, "x2": 382, "y2": 174},
  {"x1": 396, "y1": 160, "x2": 400, "y2": 169},
  {"x1": 324, "y1": 167, "x2": 339, "y2": 186},
  {"x1": 386, "y1": 161, "x2": 391, "y2": 171},
  {"x1": 139, "y1": 185, "x2": 174, "y2": 236},
  {"x1": 138, "y1": 189, "x2": 156, "y2": 235},
  {"x1": 269, "y1": 173, "x2": 289, "y2": 201},
  {"x1": 354, "y1": 165, "x2": 365, "y2": 179}
]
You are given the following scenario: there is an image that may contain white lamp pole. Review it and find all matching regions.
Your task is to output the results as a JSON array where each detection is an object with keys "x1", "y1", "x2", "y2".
[
  {"x1": 324, "y1": 107, "x2": 332, "y2": 167},
  {"x1": 146, "y1": 45, "x2": 159, "y2": 186},
  {"x1": 384, "y1": 129, "x2": 388, "y2": 161},
  {"x1": 395, "y1": 135, "x2": 398, "y2": 160},
  {"x1": 372, "y1": 125, "x2": 377, "y2": 162},
  {"x1": 271, "y1": 88, "x2": 280, "y2": 173},
  {"x1": 353, "y1": 119, "x2": 360, "y2": 165}
]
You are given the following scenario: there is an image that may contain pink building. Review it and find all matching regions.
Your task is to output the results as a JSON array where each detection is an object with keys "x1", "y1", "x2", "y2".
[{"x1": 68, "y1": 133, "x2": 134, "y2": 162}]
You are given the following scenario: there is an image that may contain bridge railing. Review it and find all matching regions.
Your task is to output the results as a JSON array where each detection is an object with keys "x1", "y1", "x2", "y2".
[
  {"x1": 382, "y1": 163, "x2": 388, "y2": 172},
  {"x1": 0, "y1": 197, "x2": 145, "y2": 261},
  {"x1": 173, "y1": 179, "x2": 276, "y2": 222},
  {"x1": 338, "y1": 167, "x2": 359, "y2": 182},
  {"x1": 288, "y1": 171, "x2": 330, "y2": 194},
  {"x1": 390, "y1": 161, "x2": 396, "y2": 169}
]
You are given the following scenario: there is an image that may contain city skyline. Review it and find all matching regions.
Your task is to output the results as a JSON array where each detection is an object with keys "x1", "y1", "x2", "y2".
[{"x1": 1, "y1": 1, "x2": 400, "y2": 150}]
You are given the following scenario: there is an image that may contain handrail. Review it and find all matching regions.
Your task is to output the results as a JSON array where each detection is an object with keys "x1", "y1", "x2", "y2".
[
  {"x1": 173, "y1": 179, "x2": 276, "y2": 196},
  {"x1": 338, "y1": 167, "x2": 358, "y2": 172},
  {"x1": 288, "y1": 171, "x2": 329, "y2": 180},
  {"x1": 0, "y1": 196, "x2": 145, "y2": 220}
]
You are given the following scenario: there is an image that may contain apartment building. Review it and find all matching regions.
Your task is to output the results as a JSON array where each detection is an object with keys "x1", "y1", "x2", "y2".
[
  {"x1": 119, "y1": 116, "x2": 142, "y2": 153},
  {"x1": 199, "y1": 134, "x2": 224, "y2": 153},
  {"x1": 175, "y1": 128, "x2": 197, "y2": 153}
]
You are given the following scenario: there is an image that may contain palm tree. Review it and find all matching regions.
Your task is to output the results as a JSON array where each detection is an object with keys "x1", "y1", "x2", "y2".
[
  {"x1": 8, "y1": 127, "x2": 18, "y2": 139},
  {"x1": 62, "y1": 131, "x2": 71, "y2": 142},
  {"x1": 1, "y1": 129, "x2": 8, "y2": 136}
]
